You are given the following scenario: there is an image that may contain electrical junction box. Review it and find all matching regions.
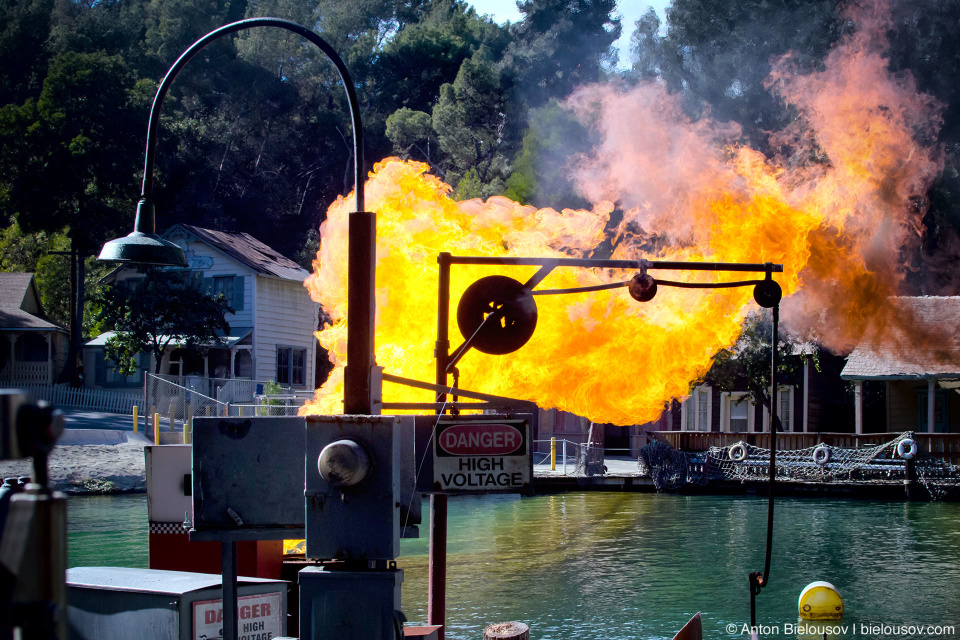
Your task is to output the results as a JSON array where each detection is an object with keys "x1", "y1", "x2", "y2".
[
  {"x1": 298, "y1": 567, "x2": 403, "y2": 640},
  {"x1": 66, "y1": 567, "x2": 287, "y2": 640},
  {"x1": 304, "y1": 415, "x2": 410, "y2": 562},
  {"x1": 190, "y1": 417, "x2": 306, "y2": 541}
]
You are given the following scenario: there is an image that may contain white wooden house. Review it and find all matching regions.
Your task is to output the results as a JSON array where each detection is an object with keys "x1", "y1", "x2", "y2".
[
  {"x1": 0, "y1": 272, "x2": 69, "y2": 385},
  {"x1": 83, "y1": 224, "x2": 320, "y2": 393}
]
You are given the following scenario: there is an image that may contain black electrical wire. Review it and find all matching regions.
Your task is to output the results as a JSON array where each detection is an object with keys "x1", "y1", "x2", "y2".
[
  {"x1": 531, "y1": 278, "x2": 767, "y2": 296},
  {"x1": 750, "y1": 304, "x2": 779, "y2": 630}
]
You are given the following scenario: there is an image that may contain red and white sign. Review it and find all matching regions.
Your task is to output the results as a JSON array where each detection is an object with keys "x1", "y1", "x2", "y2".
[
  {"x1": 434, "y1": 418, "x2": 531, "y2": 493},
  {"x1": 438, "y1": 423, "x2": 523, "y2": 456},
  {"x1": 193, "y1": 592, "x2": 282, "y2": 640}
]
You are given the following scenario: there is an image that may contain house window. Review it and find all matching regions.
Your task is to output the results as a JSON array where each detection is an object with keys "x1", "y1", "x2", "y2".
[
  {"x1": 779, "y1": 387, "x2": 792, "y2": 432},
  {"x1": 206, "y1": 275, "x2": 244, "y2": 310},
  {"x1": 682, "y1": 386, "x2": 712, "y2": 431},
  {"x1": 722, "y1": 392, "x2": 754, "y2": 432},
  {"x1": 277, "y1": 346, "x2": 306, "y2": 386},
  {"x1": 763, "y1": 386, "x2": 794, "y2": 432},
  {"x1": 213, "y1": 276, "x2": 234, "y2": 307}
]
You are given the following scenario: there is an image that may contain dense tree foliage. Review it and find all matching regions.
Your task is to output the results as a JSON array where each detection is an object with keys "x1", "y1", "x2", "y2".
[
  {"x1": 91, "y1": 268, "x2": 232, "y2": 375},
  {"x1": 707, "y1": 312, "x2": 812, "y2": 431},
  {"x1": 2, "y1": 0, "x2": 959, "y2": 395}
]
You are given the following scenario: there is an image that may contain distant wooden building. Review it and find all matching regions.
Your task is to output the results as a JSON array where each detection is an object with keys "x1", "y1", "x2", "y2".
[
  {"x1": 83, "y1": 224, "x2": 320, "y2": 392},
  {"x1": 842, "y1": 296, "x2": 960, "y2": 434},
  {"x1": 639, "y1": 346, "x2": 853, "y2": 440},
  {"x1": 0, "y1": 272, "x2": 69, "y2": 385}
]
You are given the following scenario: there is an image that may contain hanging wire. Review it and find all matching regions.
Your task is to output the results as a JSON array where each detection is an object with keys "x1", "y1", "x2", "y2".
[{"x1": 750, "y1": 304, "x2": 779, "y2": 630}]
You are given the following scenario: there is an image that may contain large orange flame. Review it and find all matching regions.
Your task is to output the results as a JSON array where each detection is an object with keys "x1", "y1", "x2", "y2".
[{"x1": 302, "y1": 0, "x2": 942, "y2": 425}]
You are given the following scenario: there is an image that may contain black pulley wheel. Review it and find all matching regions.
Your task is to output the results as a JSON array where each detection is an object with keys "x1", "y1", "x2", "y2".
[
  {"x1": 457, "y1": 275, "x2": 538, "y2": 355},
  {"x1": 753, "y1": 279, "x2": 783, "y2": 308}
]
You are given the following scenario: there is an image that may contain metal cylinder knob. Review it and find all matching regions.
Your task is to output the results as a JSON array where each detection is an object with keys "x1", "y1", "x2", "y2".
[{"x1": 318, "y1": 439, "x2": 371, "y2": 487}]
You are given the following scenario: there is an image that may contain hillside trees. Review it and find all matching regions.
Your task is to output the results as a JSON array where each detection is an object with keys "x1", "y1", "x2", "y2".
[{"x1": 501, "y1": 0, "x2": 621, "y2": 109}]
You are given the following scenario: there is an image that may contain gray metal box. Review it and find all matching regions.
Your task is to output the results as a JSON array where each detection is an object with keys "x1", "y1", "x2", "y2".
[
  {"x1": 191, "y1": 416, "x2": 306, "y2": 541},
  {"x1": 298, "y1": 566, "x2": 402, "y2": 640},
  {"x1": 67, "y1": 567, "x2": 287, "y2": 640},
  {"x1": 304, "y1": 415, "x2": 404, "y2": 561}
]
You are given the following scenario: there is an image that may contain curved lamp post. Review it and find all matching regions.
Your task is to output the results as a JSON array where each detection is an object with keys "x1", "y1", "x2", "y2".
[{"x1": 98, "y1": 17, "x2": 377, "y2": 415}]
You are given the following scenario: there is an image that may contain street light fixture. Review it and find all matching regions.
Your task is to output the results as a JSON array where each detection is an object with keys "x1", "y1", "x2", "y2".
[
  {"x1": 97, "y1": 17, "x2": 377, "y2": 415},
  {"x1": 94, "y1": 17, "x2": 382, "y2": 640}
]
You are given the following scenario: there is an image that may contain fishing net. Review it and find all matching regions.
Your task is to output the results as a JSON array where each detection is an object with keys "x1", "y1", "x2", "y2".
[
  {"x1": 638, "y1": 432, "x2": 960, "y2": 499},
  {"x1": 638, "y1": 440, "x2": 688, "y2": 492}
]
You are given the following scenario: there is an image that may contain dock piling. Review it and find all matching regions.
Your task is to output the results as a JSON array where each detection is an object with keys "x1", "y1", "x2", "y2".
[{"x1": 483, "y1": 622, "x2": 529, "y2": 640}]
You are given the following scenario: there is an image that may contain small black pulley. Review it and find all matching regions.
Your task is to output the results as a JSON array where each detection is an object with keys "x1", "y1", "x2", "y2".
[
  {"x1": 457, "y1": 275, "x2": 538, "y2": 355},
  {"x1": 753, "y1": 278, "x2": 782, "y2": 308},
  {"x1": 628, "y1": 272, "x2": 658, "y2": 302}
]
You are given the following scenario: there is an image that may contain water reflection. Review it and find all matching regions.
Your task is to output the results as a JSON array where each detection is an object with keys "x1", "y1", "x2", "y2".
[
  {"x1": 66, "y1": 493, "x2": 960, "y2": 640},
  {"x1": 398, "y1": 494, "x2": 960, "y2": 640}
]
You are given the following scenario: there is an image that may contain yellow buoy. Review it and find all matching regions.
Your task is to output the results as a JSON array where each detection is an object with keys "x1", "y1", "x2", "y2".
[{"x1": 798, "y1": 581, "x2": 844, "y2": 620}]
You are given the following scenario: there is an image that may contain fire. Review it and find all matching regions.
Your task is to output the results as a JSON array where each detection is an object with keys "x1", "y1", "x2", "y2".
[{"x1": 302, "y1": 0, "x2": 942, "y2": 425}]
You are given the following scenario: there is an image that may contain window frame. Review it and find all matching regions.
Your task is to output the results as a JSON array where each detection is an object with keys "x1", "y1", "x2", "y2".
[
  {"x1": 681, "y1": 385, "x2": 712, "y2": 432},
  {"x1": 276, "y1": 345, "x2": 307, "y2": 387}
]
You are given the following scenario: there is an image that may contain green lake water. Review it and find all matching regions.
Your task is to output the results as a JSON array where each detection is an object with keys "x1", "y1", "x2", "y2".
[{"x1": 67, "y1": 492, "x2": 960, "y2": 639}]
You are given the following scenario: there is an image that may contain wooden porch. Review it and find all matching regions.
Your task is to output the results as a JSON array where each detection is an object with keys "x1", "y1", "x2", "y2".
[
  {"x1": 649, "y1": 431, "x2": 960, "y2": 465},
  {"x1": 0, "y1": 361, "x2": 55, "y2": 385}
]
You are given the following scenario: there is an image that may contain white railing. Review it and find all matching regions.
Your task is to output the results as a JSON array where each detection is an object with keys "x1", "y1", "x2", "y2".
[
  {"x1": 15, "y1": 383, "x2": 141, "y2": 414},
  {"x1": 0, "y1": 362, "x2": 51, "y2": 385}
]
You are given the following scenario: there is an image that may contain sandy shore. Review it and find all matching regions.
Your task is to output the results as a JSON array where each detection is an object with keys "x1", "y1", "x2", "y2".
[{"x1": 0, "y1": 430, "x2": 149, "y2": 494}]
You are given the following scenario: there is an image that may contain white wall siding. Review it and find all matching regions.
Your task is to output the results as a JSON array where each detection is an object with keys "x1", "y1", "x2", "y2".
[
  {"x1": 254, "y1": 275, "x2": 319, "y2": 389},
  {"x1": 163, "y1": 228, "x2": 255, "y2": 328}
]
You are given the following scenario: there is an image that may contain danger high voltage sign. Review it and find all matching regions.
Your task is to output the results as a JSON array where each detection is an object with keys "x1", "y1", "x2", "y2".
[{"x1": 433, "y1": 418, "x2": 532, "y2": 494}]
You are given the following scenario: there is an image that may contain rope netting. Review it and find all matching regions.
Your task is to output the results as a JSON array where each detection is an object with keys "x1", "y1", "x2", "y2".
[{"x1": 638, "y1": 432, "x2": 960, "y2": 499}]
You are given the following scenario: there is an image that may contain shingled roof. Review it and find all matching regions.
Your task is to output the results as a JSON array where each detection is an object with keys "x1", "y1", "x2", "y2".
[
  {"x1": 841, "y1": 296, "x2": 960, "y2": 380},
  {"x1": 0, "y1": 272, "x2": 66, "y2": 332},
  {"x1": 169, "y1": 224, "x2": 310, "y2": 282}
]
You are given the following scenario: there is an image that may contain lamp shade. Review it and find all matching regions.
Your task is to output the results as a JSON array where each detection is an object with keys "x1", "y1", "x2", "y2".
[{"x1": 98, "y1": 231, "x2": 188, "y2": 267}]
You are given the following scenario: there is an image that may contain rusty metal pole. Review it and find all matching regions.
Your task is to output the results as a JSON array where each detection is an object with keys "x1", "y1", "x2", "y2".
[
  {"x1": 428, "y1": 252, "x2": 452, "y2": 640},
  {"x1": 344, "y1": 211, "x2": 377, "y2": 415}
]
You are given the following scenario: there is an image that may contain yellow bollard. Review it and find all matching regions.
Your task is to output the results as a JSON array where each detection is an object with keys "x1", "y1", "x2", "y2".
[
  {"x1": 132, "y1": 406, "x2": 139, "y2": 434},
  {"x1": 185, "y1": 406, "x2": 193, "y2": 444},
  {"x1": 153, "y1": 413, "x2": 160, "y2": 445},
  {"x1": 205, "y1": 405, "x2": 211, "y2": 416},
  {"x1": 551, "y1": 437, "x2": 556, "y2": 471}
]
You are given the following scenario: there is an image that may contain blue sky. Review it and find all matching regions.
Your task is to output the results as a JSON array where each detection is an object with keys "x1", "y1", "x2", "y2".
[{"x1": 469, "y1": 0, "x2": 671, "y2": 68}]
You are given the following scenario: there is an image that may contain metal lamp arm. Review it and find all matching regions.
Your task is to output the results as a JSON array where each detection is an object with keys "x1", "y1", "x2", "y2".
[{"x1": 138, "y1": 17, "x2": 365, "y2": 217}]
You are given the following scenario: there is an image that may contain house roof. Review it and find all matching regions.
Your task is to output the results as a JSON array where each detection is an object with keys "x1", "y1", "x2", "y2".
[
  {"x1": 168, "y1": 224, "x2": 310, "y2": 282},
  {"x1": 84, "y1": 327, "x2": 253, "y2": 349},
  {"x1": 0, "y1": 272, "x2": 66, "y2": 332},
  {"x1": 841, "y1": 296, "x2": 960, "y2": 380}
]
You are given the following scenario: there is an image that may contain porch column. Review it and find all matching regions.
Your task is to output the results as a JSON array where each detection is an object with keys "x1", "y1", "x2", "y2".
[
  {"x1": 203, "y1": 354, "x2": 209, "y2": 379},
  {"x1": 802, "y1": 355, "x2": 810, "y2": 432},
  {"x1": 854, "y1": 380, "x2": 863, "y2": 434},
  {"x1": 229, "y1": 349, "x2": 236, "y2": 379},
  {"x1": 928, "y1": 378, "x2": 936, "y2": 433},
  {"x1": 46, "y1": 333, "x2": 53, "y2": 384}
]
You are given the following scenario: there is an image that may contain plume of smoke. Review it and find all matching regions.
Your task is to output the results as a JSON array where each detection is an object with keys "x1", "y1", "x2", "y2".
[{"x1": 566, "y1": 0, "x2": 944, "y2": 355}]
